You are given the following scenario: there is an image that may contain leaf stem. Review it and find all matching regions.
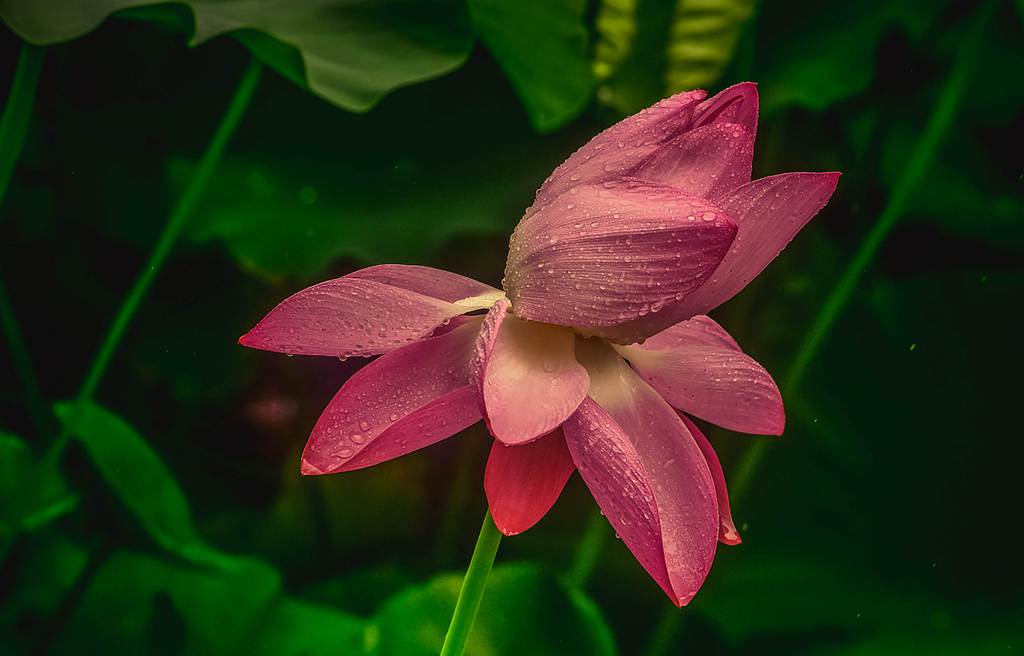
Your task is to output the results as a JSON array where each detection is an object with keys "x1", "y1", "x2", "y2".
[
  {"x1": 567, "y1": 506, "x2": 610, "y2": 589},
  {"x1": 728, "y1": 0, "x2": 996, "y2": 504},
  {"x1": 0, "y1": 43, "x2": 48, "y2": 437},
  {"x1": 46, "y1": 58, "x2": 263, "y2": 461},
  {"x1": 440, "y1": 511, "x2": 502, "y2": 656}
]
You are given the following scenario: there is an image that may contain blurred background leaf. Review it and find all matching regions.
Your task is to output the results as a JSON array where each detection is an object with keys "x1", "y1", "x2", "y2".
[
  {"x1": 0, "y1": 432, "x2": 76, "y2": 540},
  {"x1": 370, "y1": 563, "x2": 616, "y2": 655},
  {"x1": 469, "y1": 0, "x2": 593, "y2": 132},
  {"x1": 0, "y1": 0, "x2": 473, "y2": 111}
]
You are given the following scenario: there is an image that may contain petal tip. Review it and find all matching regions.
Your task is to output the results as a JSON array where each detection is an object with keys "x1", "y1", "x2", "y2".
[{"x1": 300, "y1": 458, "x2": 327, "y2": 476}]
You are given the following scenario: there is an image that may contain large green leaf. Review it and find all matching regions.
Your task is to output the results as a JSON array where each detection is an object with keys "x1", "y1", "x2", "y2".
[
  {"x1": 0, "y1": 0, "x2": 473, "y2": 112},
  {"x1": 0, "y1": 431, "x2": 76, "y2": 540},
  {"x1": 370, "y1": 563, "x2": 616, "y2": 655},
  {"x1": 468, "y1": 0, "x2": 594, "y2": 132},
  {"x1": 54, "y1": 401, "x2": 236, "y2": 568}
]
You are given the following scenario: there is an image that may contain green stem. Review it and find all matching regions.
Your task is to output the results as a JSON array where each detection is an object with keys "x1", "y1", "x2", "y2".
[
  {"x1": 728, "y1": 0, "x2": 996, "y2": 504},
  {"x1": 46, "y1": 58, "x2": 263, "y2": 460},
  {"x1": 0, "y1": 43, "x2": 45, "y2": 206},
  {"x1": 0, "y1": 43, "x2": 48, "y2": 437},
  {"x1": 567, "y1": 507, "x2": 610, "y2": 589},
  {"x1": 440, "y1": 511, "x2": 502, "y2": 656}
]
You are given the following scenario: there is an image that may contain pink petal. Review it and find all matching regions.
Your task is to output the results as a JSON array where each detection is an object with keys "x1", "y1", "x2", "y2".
[
  {"x1": 300, "y1": 319, "x2": 482, "y2": 475},
  {"x1": 348, "y1": 264, "x2": 502, "y2": 304},
  {"x1": 240, "y1": 265, "x2": 500, "y2": 357},
  {"x1": 680, "y1": 414, "x2": 741, "y2": 545},
  {"x1": 473, "y1": 299, "x2": 589, "y2": 445},
  {"x1": 669, "y1": 172, "x2": 841, "y2": 317},
  {"x1": 484, "y1": 429, "x2": 575, "y2": 536},
  {"x1": 692, "y1": 82, "x2": 759, "y2": 139},
  {"x1": 617, "y1": 315, "x2": 784, "y2": 435},
  {"x1": 534, "y1": 90, "x2": 708, "y2": 204},
  {"x1": 504, "y1": 179, "x2": 737, "y2": 343},
  {"x1": 632, "y1": 121, "x2": 754, "y2": 199},
  {"x1": 564, "y1": 342, "x2": 719, "y2": 606}
]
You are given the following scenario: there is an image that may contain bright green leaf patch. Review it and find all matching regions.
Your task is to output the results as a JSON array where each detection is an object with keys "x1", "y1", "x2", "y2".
[
  {"x1": 0, "y1": 432, "x2": 77, "y2": 540},
  {"x1": 0, "y1": 0, "x2": 473, "y2": 112},
  {"x1": 663, "y1": 0, "x2": 755, "y2": 95},
  {"x1": 469, "y1": 0, "x2": 594, "y2": 132},
  {"x1": 370, "y1": 563, "x2": 616, "y2": 655}
]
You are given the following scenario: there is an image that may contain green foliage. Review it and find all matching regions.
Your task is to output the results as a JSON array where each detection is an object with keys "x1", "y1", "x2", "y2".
[
  {"x1": 756, "y1": 0, "x2": 943, "y2": 114},
  {"x1": 370, "y1": 563, "x2": 617, "y2": 655},
  {"x1": 0, "y1": 432, "x2": 76, "y2": 540},
  {"x1": 55, "y1": 401, "x2": 236, "y2": 568},
  {"x1": 592, "y1": 0, "x2": 754, "y2": 114},
  {"x1": 54, "y1": 550, "x2": 365, "y2": 655},
  {"x1": 0, "y1": 0, "x2": 473, "y2": 111},
  {"x1": 664, "y1": 0, "x2": 755, "y2": 94},
  {"x1": 469, "y1": 0, "x2": 594, "y2": 132}
]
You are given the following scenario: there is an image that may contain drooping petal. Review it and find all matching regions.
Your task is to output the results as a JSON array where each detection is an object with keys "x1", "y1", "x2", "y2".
[
  {"x1": 534, "y1": 90, "x2": 707, "y2": 204},
  {"x1": 564, "y1": 341, "x2": 719, "y2": 606},
  {"x1": 616, "y1": 315, "x2": 784, "y2": 435},
  {"x1": 239, "y1": 265, "x2": 500, "y2": 357},
  {"x1": 692, "y1": 81, "x2": 759, "y2": 139},
  {"x1": 680, "y1": 414, "x2": 741, "y2": 545},
  {"x1": 348, "y1": 264, "x2": 503, "y2": 306},
  {"x1": 473, "y1": 300, "x2": 589, "y2": 445},
  {"x1": 504, "y1": 179, "x2": 737, "y2": 343},
  {"x1": 668, "y1": 172, "x2": 841, "y2": 317},
  {"x1": 300, "y1": 319, "x2": 482, "y2": 475},
  {"x1": 632, "y1": 121, "x2": 754, "y2": 199},
  {"x1": 484, "y1": 429, "x2": 575, "y2": 536}
]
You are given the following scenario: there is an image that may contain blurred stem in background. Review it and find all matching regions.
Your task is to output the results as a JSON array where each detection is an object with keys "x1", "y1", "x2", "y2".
[
  {"x1": 45, "y1": 57, "x2": 263, "y2": 462},
  {"x1": 558, "y1": 1, "x2": 999, "y2": 652},
  {"x1": 640, "y1": 3, "x2": 998, "y2": 656},
  {"x1": 0, "y1": 43, "x2": 48, "y2": 438},
  {"x1": 727, "y1": 0, "x2": 997, "y2": 503},
  {"x1": 441, "y1": 511, "x2": 503, "y2": 656}
]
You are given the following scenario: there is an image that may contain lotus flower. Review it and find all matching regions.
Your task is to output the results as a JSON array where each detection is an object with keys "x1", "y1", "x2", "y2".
[{"x1": 240, "y1": 83, "x2": 839, "y2": 605}]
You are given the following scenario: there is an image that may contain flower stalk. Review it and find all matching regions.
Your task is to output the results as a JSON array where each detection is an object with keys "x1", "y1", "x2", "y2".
[{"x1": 440, "y1": 511, "x2": 503, "y2": 656}]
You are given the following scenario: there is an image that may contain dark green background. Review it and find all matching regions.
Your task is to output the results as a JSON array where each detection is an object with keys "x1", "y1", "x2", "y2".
[{"x1": 1, "y1": 0, "x2": 1021, "y2": 653}]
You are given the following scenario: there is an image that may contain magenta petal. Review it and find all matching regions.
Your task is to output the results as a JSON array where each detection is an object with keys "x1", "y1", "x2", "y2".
[
  {"x1": 348, "y1": 264, "x2": 502, "y2": 304},
  {"x1": 505, "y1": 179, "x2": 737, "y2": 343},
  {"x1": 239, "y1": 265, "x2": 500, "y2": 358},
  {"x1": 670, "y1": 171, "x2": 841, "y2": 317},
  {"x1": 485, "y1": 429, "x2": 575, "y2": 536},
  {"x1": 300, "y1": 319, "x2": 482, "y2": 475},
  {"x1": 618, "y1": 315, "x2": 784, "y2": 435},
  {"x1": 680, "y1": 414, "x2": 741, "y2": 545},
  {"x1": 564, "y1": 343, "x2": 719, "y2": 605},
  {"x1": 534, "y1": 90, "x2": 707, "y2": 204},
  {"x1": 634, "y1": 122, "x2": 754, "y2": 199},
  {"x1": 693, "y1": 81, "x2": 759, "y2": 139},
  {"x1": 474, "y1": 300, "x2": 589, "y2": 445}
]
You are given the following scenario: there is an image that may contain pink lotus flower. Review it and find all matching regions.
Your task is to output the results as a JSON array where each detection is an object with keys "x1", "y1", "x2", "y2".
[{"x1": 240, "y1": 83, "x2": 839, "y2": 605}]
